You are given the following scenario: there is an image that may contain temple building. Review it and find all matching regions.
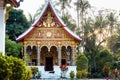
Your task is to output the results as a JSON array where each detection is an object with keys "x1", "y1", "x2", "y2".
[
  {"x1": 17, "y1": 0, "x2": 82, "y2": 71},
  {"x1": 0, "y1": 0, "x2": 20, "y2": 55}
]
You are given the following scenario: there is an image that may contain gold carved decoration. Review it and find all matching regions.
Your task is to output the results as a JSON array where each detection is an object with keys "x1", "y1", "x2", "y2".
[
  {"x1": 43, "y1": 11, "x2": 55, "y2": 27},
  {"x1": 4, "y1": 0, "x2": 14, "y2": 21},
  {"x1": 25, "y1": 28, "x2": 74, "y2": 41},
  {"x1": 46, "y1": 31, "x2": 52, "y2": 37},
  {"x1": 24, "y1": 41, "x2": 27, "y2": 46}
]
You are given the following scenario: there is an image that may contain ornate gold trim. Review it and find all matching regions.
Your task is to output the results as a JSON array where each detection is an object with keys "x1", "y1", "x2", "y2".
[{"x1": 5, "y1": 3, "x2": 14, "y2": 21}]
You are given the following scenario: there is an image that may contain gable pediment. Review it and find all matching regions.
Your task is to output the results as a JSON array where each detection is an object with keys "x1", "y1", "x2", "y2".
[{"x1": 36, "y1": 9, "x2": 61, "y2": 28}]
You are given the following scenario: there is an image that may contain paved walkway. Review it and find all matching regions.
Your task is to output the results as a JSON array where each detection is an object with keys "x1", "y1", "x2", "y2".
[{"x1": 31, "y1": 78, "x2": 109, "y2": 80}]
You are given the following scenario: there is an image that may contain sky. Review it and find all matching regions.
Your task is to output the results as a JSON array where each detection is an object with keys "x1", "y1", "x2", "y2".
[{"x1": 17, "y1": 0, "x2": 120, "y2": 19}]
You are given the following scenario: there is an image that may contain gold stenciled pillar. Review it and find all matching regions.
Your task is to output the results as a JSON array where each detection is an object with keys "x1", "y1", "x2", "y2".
[
  {"x1": 71, "y1": 42, "x2": 76, "y2": 65},
  {"x1": 58, "y1": 42, "x2": 61, "y2": 66},
  {"x1": 23, "y1": 41, "x2": 27, "y2": 63},
  {"x1": 37, "y1": 42, "x2": 41, "y2": 66}
]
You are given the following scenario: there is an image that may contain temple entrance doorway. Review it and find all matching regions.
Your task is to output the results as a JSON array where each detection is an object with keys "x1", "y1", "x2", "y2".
[
  {"x1": 61, "y1": 59, "x2": 66, "y2": 65},
  {"x1": 45, "y1": 57, "x2": 53, "y2": 71},
  {"x1": 32, "y1": 59, "x2": 37, "y2": 66}
]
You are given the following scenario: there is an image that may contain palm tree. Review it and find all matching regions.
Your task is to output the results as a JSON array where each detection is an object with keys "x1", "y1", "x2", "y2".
[
  {"x1": 28, "y1": 5, "x2": 44, "y2": 25},
  {"x1": 28, "y1": 13, "x2": 36, "y2": 24},
  {"x1": 106, "y1": 11, "x2": 118, "y2": 35},
  {"x1": 80, "y1": 0, "x2": 91, "y2": 32},
  {"x1": 94, "y1": 10, "x2": 108, "y2": 46},
  {"x1": 74, "y1": 0, "x2": 91, "y2": 52},
  {"x1": 74, "y1": 0, "x2": 91, "y2": 32},
  {"x1": 61, "y1": 12, "x2": 76, "y2": 32},
  {"x1": 74, "y1": 0, "x2": 80, "y2": 30},
  {"x1": 56, "y1": 0, "x2": 72, "y2": 16}
]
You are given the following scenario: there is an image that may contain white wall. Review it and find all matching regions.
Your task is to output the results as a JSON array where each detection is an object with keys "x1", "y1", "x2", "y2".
[
  {"x1": 30, "y1": 66, "x2": 76, "y2": 78},
  {"x1": 0, "y1": 4, "x2": 5, "y2": 55}
]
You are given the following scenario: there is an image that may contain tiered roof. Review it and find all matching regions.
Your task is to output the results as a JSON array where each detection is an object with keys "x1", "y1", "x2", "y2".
[{"x1": 16, "y1": 0, "x2": 82, "y2": 42}]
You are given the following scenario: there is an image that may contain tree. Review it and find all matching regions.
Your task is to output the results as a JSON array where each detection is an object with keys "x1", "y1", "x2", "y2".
[
  {"x1": 56, "y1": 0, "x2": 72, "y2": 16},
  {"x1": 93, "y1": 10, "x2": 108, "y2": 46},
  {"x1": 95, "y1": 49, "x2": 114, "y2": 78},
  {"x1": 5, "y1": 35, "x2": 22, "y2": 57},
  {"x1": 28, "y1": 13, "x2": 36, "y2": 25},
  {"x1": 61, "y1": 12, "x2": 76, "y2": 32},
  {"x1": 76, "y1": 54, "x2": 88, "y2": 71},
  {"x1": 107, "y1": 35, "x2": 120, "y2": 53},
  {"x1": 6, "y1": 8, "x2": 30, "y2": 41},
  {"x1": 28, "y1": 5, "x2": 44, "y2": 25},
  {"x1": 80, "y1": 9, "x2": 120, "y2": 78},
  {"x1": 76, "y1": 54, "x2": 88, "y2": 78},
  {"x1": 74, "y1": 0, "x2": 91, "y2": 53},
  {"x1": 106, "y1": 11, "x2": 118, "y2": 35},
  {"x1": 74, "y1": 0, "x2": 91, "y2": 33}
]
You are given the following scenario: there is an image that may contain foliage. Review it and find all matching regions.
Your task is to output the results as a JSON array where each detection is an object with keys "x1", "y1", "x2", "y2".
[
  {"x1": 31, "y1": 67, "x2": 39, "y2": 74},
  {"x1": 117, "y1": 49, "x2": 120, "y2": 61},
  {"x1": 95, "y1": 49, "x2": 114, "y2": 69},
  {"x1": 69, "y1": 71, "x2": 75, "y2": 79},
  {"x1": 82, "y1": 69, "x2": 88, "y2": 78},
  {"x1": 107, "y1": 35, "x2": 120, "y2": 53},
  {"x1": 55, "y1": 0, "x2": 71, "y2": 16},
  {"x1": 76, "y1": 70, "x2": 88, "y2": 79},
  {"x1": 25, "y1": 53, "x2": 30, "y2": 65},
  {"x1": 94, "y1": 49, "x2": 114, "y2": 78},
  {"x1": 5, "y1": 35, "x2": 22, "y2": 57},
  {"x1": 76, "y1": 54, "x2": 88, "y2": 78},
  {"x1": 76, "y1": 54, "x2": 88, "y2": 71},
  {"x1": 25, "y1": 67, "x2": 32, "y2": 80},
  {"x1": 31, "y1": 67, "x2": 41, "y2": 79},
  {"x1": 76, "y1": 71, "x2": 82, "y2": 79},
  {"x1": 61, "y1": 12, "x2": 76, "y2": 32},
  {"x1": 108, "y1": 68, "x2": 120, "y2": 79},
  {"x1": 111, "y1": 62, "x2": 120, "y2": 71},
  {"x1": 103, "y1": 66, "x2": 110, "y2": 77},
  {"x1": 74, "y1": 0, "x2": 91, "y2": 29},
  {"x1": 6, "y1": 8, "x2": 30, "y2": 41},
  {"x1": 0, "y1": 53, "x2": 32, "y2": 80},
  {"x1": 82, "y1": 9, "x2": 120, "y2": 78}
]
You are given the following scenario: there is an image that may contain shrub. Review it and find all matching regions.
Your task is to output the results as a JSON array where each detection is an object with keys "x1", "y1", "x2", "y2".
[
  {"x1": 76, "y1": 71, "x2": 82, "y2": 79},
  {"x1": 31, "y1": 67, "x2": 40, "y2": 79},
  {"x1": 70, "y1": 71, "x2": 75, "y2": 79},
  {"x1": 95, "y1": 49, "x2": 114, "y2": 78},
  {"x1": 0, "y1": 53, "x2": 32, "y2": 80},
  {"x1": 31, "y1": 67, "x2": 39, "y2": 74},
  {"x1": 0, "y1": 53, "x2": 12, "y2": 80},
  {"x1": 25, "y1": 67, "x2": 32, "y2": 80},
  {"x1": 82, "y1": 69, "x2": 88, "y2": 78},
  {"x1": 76, "y1": 54, "x2": 88, "y2": 71}
]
